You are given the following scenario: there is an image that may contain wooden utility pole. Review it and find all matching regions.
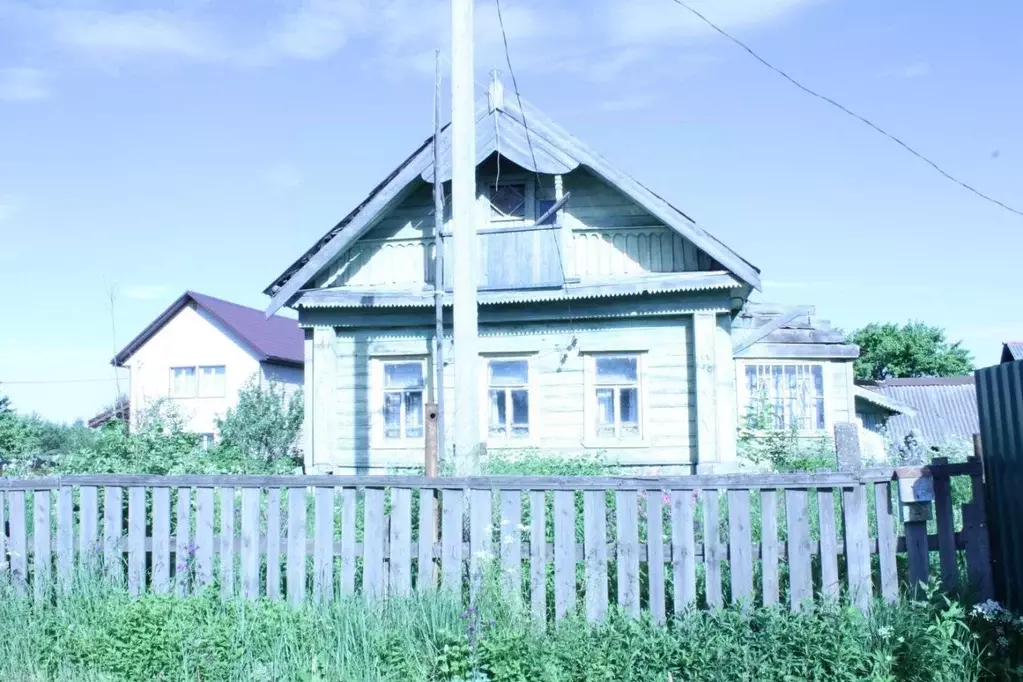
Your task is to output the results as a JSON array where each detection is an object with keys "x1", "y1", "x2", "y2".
[
  {"x1": 451, "y1": 0, "x2": 482, "y2": 474},
  {"x1": 432, "y1": 50, "x2": 446, "y2": 471}
]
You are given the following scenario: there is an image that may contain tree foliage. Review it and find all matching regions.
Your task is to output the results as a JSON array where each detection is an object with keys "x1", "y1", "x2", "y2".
[
  {"x1": 851, "y1": 322, "x2": 973, "y2": 382},
  {"x1": 215, "y1": 378, "x2": 304, "y2": 469}
]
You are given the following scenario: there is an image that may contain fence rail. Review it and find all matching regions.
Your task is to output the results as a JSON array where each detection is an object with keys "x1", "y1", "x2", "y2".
[{"x1": 0, "y1": 458, "x2": 992, "y2": 620}]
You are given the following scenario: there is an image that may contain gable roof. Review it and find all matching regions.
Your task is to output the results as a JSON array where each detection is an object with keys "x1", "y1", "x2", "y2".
[
  {"x1": 857, "y1": 376, "x2": 978, "y2": 448},
  {"x1": 113, "y1": 291, "x2": 303, "y2": 368},
  {"x1": 263, "y1": 90, "x2": 761, "y2": 316},
  {"x1": 1002, "y1": 342, "x2": 1023, "y2": 363},
  {"x1": 732, "y1": 301, "x2": 859, "y2": 359}
]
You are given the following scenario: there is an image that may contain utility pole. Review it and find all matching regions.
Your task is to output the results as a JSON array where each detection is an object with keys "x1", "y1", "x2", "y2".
[
  {"x1": 430, "y1": 50, "x2": 445, "y2": 475},
  {"x1": 451, "y1": 0, "x2": 482, "y2": 474}
]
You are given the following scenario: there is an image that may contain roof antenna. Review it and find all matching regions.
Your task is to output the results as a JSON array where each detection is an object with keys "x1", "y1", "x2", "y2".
[{"x1": 488, "y1": 69, "x2": 504, "y2": 111}]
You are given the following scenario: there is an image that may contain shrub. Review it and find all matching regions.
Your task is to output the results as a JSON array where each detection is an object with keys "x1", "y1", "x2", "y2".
[{"x1": 215, "y1": 378, "x2": 304, "y2": 469}]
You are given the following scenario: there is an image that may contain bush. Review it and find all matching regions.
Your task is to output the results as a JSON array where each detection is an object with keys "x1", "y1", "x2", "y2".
[
  {"x1": 738, "y1": 400, "x2": 834, "y2": 473},
  {"x1": 215, "y1": 378, "x2": 304, "y2": 469}
]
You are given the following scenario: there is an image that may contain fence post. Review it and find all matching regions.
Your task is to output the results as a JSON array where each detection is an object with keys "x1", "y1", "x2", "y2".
[
  {"x1": 834, "y1": 423, "x2": 872, "y2": 611},
  {"x1": 897, "y1": 467, "x2": 934, "y2": 595},
  {"x1": 965, "y1": 438, "x2": 994, "y2": 601}
]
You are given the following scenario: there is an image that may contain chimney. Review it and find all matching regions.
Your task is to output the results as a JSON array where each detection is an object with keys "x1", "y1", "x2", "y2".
[{"x1": 488, "y1": 69, "x2": 504, "y2": 111}]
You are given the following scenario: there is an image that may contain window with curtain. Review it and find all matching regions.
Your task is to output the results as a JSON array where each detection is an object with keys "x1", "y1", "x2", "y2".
[
  {"x1": 198, "y1": 365, "x2": 226, "y2": 398},
  {"x1": 169, "y1": 367, "x2": 197, "y2": 398},
  {"x1": 744, "y1": 363, "x2": 825, "y2": 431},
  {"x1": 382, "y1": 360, "x2": 425, "y2": 440},
  {"x1": 488, "y1": 359, "x2": 529, "y2": 439},
  {"x1": 594, "y1": 355, "x2": 641, "y2": 439}
]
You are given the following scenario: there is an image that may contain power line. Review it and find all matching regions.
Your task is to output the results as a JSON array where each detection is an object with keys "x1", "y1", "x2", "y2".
[{"x1": 669, "y1": 0, "x2": 1023, "y2": 219}]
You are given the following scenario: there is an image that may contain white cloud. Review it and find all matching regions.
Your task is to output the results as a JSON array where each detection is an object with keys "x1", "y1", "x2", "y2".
[
  {"x1": 123, "y1": 285, "x2": 172, "y2": 301},
  {"x1": 268, "y1": 0, "x2": 369, "y2": 61},
  {"x1": 51, "y1": 9, "x2": 216, "y2": 60},
  {"x1": 0, "y1": 67, "x2": 50, "y2": 101}
]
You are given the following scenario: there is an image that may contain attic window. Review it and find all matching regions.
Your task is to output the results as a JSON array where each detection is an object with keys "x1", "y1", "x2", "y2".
[{"x1": 488, "y1": 183, "x2": 527, "y2": 221}]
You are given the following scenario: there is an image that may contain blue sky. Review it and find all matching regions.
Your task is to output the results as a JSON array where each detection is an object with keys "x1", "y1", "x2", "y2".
[{"x1": 1, "y1": 0, "x2": 1020, "y2": 423}]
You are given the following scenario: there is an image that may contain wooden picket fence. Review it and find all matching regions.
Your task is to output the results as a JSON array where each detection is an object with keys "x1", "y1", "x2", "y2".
[{"x1": 0, "y1": 458, "x2": 992, "y2": 621}]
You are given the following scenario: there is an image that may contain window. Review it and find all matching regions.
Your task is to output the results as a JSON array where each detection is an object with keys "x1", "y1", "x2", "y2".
[
  {"x1": 382, "y1": 360, "x2": 425, "y2": 440},
  {"x1": 488, "y1": 182, "x2": 527, "y2": 221},
  {"x1": 487, "y1": 359, "x2": 529, "y2": 439},
  {"x1": 536, "y1": 198, "x2": 557, "y2": 225},
  {"x1": 170, "y1": 367, "x2": 197, "y2": 398},
  {"x1": 744, "y1": 363, "x2": 825, "y2": 431},
  {"x1": 198, "y1": 365, "x2": 226, "y2": 398},
  {"x1": 594, "y1": 355, "x2": 641, "y2": 440},
  {"x1": 198, "y1": 433, "x2": 215, "y2": 449}
]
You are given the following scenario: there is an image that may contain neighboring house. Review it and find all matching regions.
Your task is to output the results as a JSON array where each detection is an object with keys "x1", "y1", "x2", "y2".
[
  {"x1": 1001, "y1": 342, "x2": 1023, "y2": 363},
  {"x1": 262, "y1": 79, "x2": 863, "y2": 474},
  {"x1": 87, "y1": 397, "x2": 130, "y2": 429},
  {"x1": 855, "y1": 376, "x2": 978, "y2": 459},
  {"x1": 112, "y1": 291, "x2": 303, "y2": 442}
]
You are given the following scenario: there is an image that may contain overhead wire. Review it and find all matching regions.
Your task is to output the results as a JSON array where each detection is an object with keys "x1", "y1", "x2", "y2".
[{"x1": 668, "y1": 0, "x2": 1023, "y2": 218}]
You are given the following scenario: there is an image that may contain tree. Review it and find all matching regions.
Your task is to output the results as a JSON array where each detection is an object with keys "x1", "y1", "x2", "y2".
[
  {"x1": 850, "y1": 322, "x2": 973, "y2": 381},
  {"x1": 215, "y1": 377, "x2": 304, "y2": 469}
]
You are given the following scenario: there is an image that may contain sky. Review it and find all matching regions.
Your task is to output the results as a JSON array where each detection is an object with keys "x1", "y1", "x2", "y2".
[{"x1": 1, "y1": 0, "x2": 1021, "y2": 423}]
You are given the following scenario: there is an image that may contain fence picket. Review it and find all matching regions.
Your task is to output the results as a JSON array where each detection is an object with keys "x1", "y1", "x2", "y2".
[
  {"x1": 57, "y1": 486, "x2": 74, "y2": 593},
  {"x1": 152, "y1": 487, "x2": 171, "y2": 594},
  {"x1": 9, "y1": 490, "x2": 27, "y2": 594},
  {"x1": 874, "y1": 482, "x2": 898, "y2": 603},
  {"x1": 241, "y1": 487, "x2": 261, "y2": 600},
  {"x1": 103, "y1": 486, "x2": 122, "y2": 583},
  {"x1": 34, "y1": 491, "x2": 52, "y2": 597},
  {"x1": 932, "y1": 462, "x2": 958, "y2": 590},
  {"x1": 843, "y1": 484, "x2": 872, "y2": 611},
  {"x1": 500, "y1": 491, "x2": 523, "y2": 604},
  {"x1": 760, "y1": 489, "x2": 779, "y2": 606},
  {"x1": 616, "y1": 490, "x2": 640, "y2": 616},
  {"x1": 417, "y1": 488, "x2": 437, "y2": 592},
  {"x1": 785, "y1": 489, "x2": 812, "y2": 611},
  {"x1": 963, "y1": 502, "x2": 994, "y2": 600},
  {"x1": 79, "y1": 486, "x2": 99, "y2": 574},
  {"x1": 702, "y1": 490, "x2": 722, "y2": 609},
  {"x1": 529, "y1": 491, "x2": 547, "y2": 623},
  {"x1": 905, "y1": 518, "x2": 929, "y2": 593},
  {"x1": 266, "y1": 488, "x2": 282, "y2": 601},
  {"x1": 314, "y1": 487, "x2": 334, "y2": 603},
  {"x1": 175, "y1": 488, "x2": 191, "y2": 595},
  {"x1": 364, "y1": 488, "x2": 386, "y2": 599},
  {"x1": 390, "y1": 488, "x2": 413, "y2": 597},
  {"x1": 647, "y1": 491, "x2": 666, "y2": 624},
  {"x1": 195, "y1": 488, "x2": 214, "y2": 589},
  {"x1": 127, "y1": 487, "x2": 145, "y2": 596},
  {"x1": 554, "y1": 490, "x2": 576, "y2": 621},
  {"x1": 442, "y1": 489, "x2": 464, "y2": 595},
  {"x1": 727, "y1": 489, "x2": 753, "y2": 607},
  {"x1": 584, "y1": 490, "x2": 608, "y2": 622},
  {"x1": 671, "y1": 489, "x2": 696, "y2": 612},
  {"x1": 817, "y1": 488, "x2": 839, "y2": 599},
  {"x1": 0, "y1": 492, "x2": 6, "y2": 579},
  {"x1": 341, "y1": 488, "x2": 358, "y2": 595},
  {"x1": 220, "y1": 487, "x2": 236, "y2": 598},
  {"x1": 287, "y1": 487, "x2": 307, "y2": 606},
  {"x1": 469, "y1": 489, "x2": 492, "y2": 603}
]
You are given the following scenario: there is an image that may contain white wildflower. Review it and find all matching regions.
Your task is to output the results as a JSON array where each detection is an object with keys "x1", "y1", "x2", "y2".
[
  {"x1": 973, "y1": 600, "x2": 1005, "y2": 622},
  {"x1": 517, "y1": 524, "x2": 529, "y2": 532},
  {"x1": 897, "y1": 636, "x2": 905, "y2": 644},
  {"x1": 877, "y1": 626, "x2": 894, "y2": 640},
  {"x1": 483, "y1": 525, "x2": 493, "y2": 533},
  {"x1": 500, "y1": 519, "x2": 509, "y2": 526},
  {"x1": 473, "y1": 550, "x2": 492, "y2": 561},
  {"x1": 503, "y1": 535, "x2": 514, "y2": 545}
]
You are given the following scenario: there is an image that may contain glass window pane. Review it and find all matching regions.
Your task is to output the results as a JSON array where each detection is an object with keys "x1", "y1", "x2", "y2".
[
  {"x1": 620, "y1": 388, "x2": 639, "y2": 425},
  {"x1": 489, "y1": 359, "x2": 528, "y2": 386},
  {"x1": 596, "y1": 387, "x2": 615, "y2": 437},
  {"x1": 488, "y1": 389, "x2": 507, "y2": 436},
  {"x1": 536, "y1": 198, "x2": 557, "y2": 225},
  {"x1": 812, "y1": 365, "x2": 824, "y2": 397},
  {"x1": 198, "y1": 365, "x2": 225, "y2": 397},
  {"x1": 405, "y1": 391, "x2": 424, "y2": 438},
  {"x1": 384, "y1": 362, "x2": 424, "y2": 389},
  {"x1": 511, "y1": 389, "x2": 529, "y2": 427},
  {"x1": 171, "y1": 367, "x2": 196, "y2": 397},
  {"x1": 383, "y1": 393, "x2": 402, "y2": 439},
  {"x1": 595, "y1": 356, "x2": 638, "y2": 383},
  {"x1": 489, "y1": 183, "x2": 526, "y2": 219}
]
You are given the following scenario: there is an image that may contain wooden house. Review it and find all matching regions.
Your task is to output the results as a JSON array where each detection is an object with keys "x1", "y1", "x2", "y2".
[{"x1": 263, "y1": 80, "x2": 861, "y2": 473}]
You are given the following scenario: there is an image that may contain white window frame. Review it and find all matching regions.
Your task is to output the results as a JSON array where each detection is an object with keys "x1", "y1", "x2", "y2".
[
  {"x1": 479, "y1": 354, "x2": 538, "y2": 446},
  {"x1": 736, "y1": 360, "x2": 831, "y2": 434},
  {"x1": 197, "y1": 365, "x2": 227, "y2": 398},
  {"x1": 371, "y1": 356, "x2": 429, "y2": 448},
  {"x1": 583, "y1": 352, "x2": 647, "y2": 447},
  {"x1": 484, "y1": 175, "x2": 536, "y2": 227},
  {"x1": 169, "y1": 366, "x2": 198, "y2": 398}
]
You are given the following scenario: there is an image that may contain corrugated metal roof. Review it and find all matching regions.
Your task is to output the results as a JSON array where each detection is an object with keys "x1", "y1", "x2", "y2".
[
  {"x1": 1002, "y1": 342, "x2": 1023, "y2": 362},
  {"x1": 864, "y1": 377, "x2": 978, "y2": 448},
  {"x1": 295, "y1": 272, "x2": 740, "y2": 309}
]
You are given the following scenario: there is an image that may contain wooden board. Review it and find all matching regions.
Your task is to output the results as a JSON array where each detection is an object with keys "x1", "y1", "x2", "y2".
[
  {"x1": 220, "y1": 487, "x2": 235, "y2": 598},
  {"x1": 241, "y1": 487, "x2": 261, "y2": 600},
  {"x1": 759, "y1": 489, "x2": 779, "y2": 607},
  {"x1": 266, "y1": 488, "x2": 282, "y2": 601},
  {"x1": 8, "y1": 490, "x2": 27, "y2": 594},
  {"x1": 103, "y1": 486, "x2": 122, "y2": 583},
  {"x1": 417, "y1": 488, "x2": 437, "y2": 592},
  {"x1": 79, "y1": 486, "x2": 99, "y2": 574},
  {"x1": 152, "y1": 487, "x2": 171, "y2": 594},
  {"x1": 287, "y1": 487, "x2": 307, "y2": 606},
  {"x1": 932, "y1": 468, "x2": 958, "y2": 590},
  {"x1": 390, "y1": 488, "x2": 413, "y2": 597},
  {"x1": 702, "y1": 489, "x2": 722, "y2": 609},
  {"x1": 646, "y1": 491, "x2": 666, "y2": 624},
  {"x1": 905, "y1": 520, "x2": 929, "y2": 594},
  {"x1": 57, "y1": 486, "x2": 74, "y2": 593},
  {"x1": 785, "y1": 489, "x2": 812, "y2": 611},
  {"x1": 364, "y1": 487, "x2": 386, "y2": 599},
  {"x1": 175, "y1": 488, "x2": 191, "y2": 596},
  {"x1": 553, "y1": 490, "x2": 576, "y2": 621},
  {"x1": 616, "y1": 490, "x2": 640, "y2": 616},
  {"x1": 314, "y1": 487, "x2": 334, "y2": 603},
  {"x1": 0, "y1": 492, "x2": 6, "y2": 580},
  {"x1": 341, "y1": 488, "x2": 358, "y2": 595},
  {"x1": 584, "y1": 490, "x2": 608, "y2": 622},
  {"x1": 817, "y1": 488, "x2": 840, "y2": 600},
  {"x1": 127, "y1": 487, "x2": 146, "y2": 596},
  {"x1": 873, "y1": 482, "x2": 899, "y2": 604},
  {"x1": 530, "y1": 490, "x2": 547, "y2": 623},
  {"x1": 727, "y1": 489, "x2": 753, "y2": 607},
  {"x1": 843, "y1": 484, "x2": 872, "y2": 611},
  {"x1": 34, "y1": 490, "x2": 52, "y2": 597},
  {"x1": 441, "y1": 489, "x2": 464, "y2": 595},
  {"x1": 500, "y1": 491, "x2": 523, "y2": 604},
  {"x1": 670, "y1": 489, "x2": 696, "y2": 612},
  {"x1": 195, "y1": 488, "x2": 214, "y2": 589},
  {"x1": 469, "y1": 488, "x2": 492, "y2": 603}
]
